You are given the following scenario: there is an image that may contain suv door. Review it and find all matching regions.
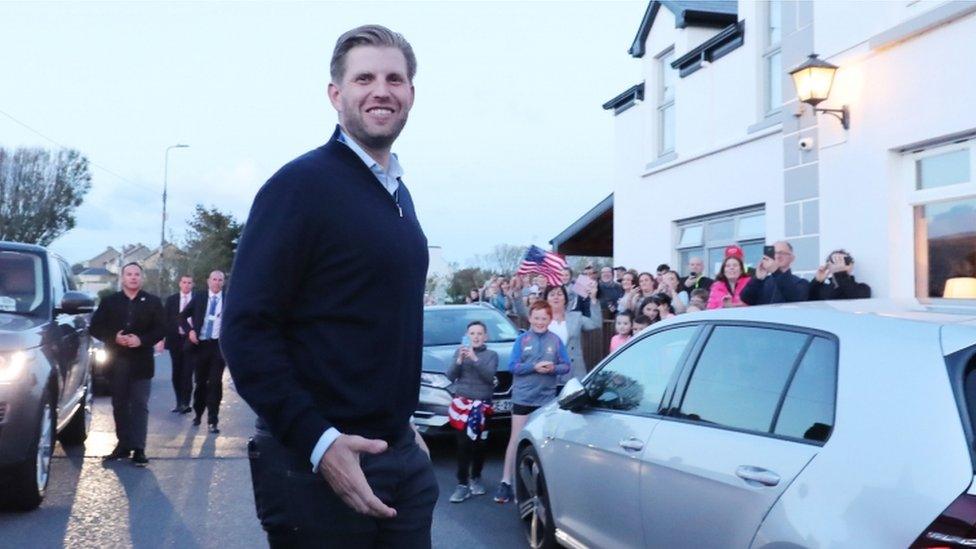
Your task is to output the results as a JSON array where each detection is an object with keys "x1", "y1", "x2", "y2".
[
  {"x1": 640, "y1": 324, "x2": 838, "y2": 548},
  {"x1": 58, "y1": 258, "x2": 89, "y2": 408},
  {"x1": 545, "y1": 325, "x2": 701, "y2": 548},
  {"x1": 46, "y1": 256, "x2": 81, "y2": 418}
]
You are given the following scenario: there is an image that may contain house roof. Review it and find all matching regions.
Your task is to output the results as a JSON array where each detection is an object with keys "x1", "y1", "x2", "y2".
[
  {"x1": 86, "y1": 246, "x2": 120, "y2": 266},
  {"x1": 80, "y1": 267, "x2": 114, "y2": 276},
  {"x1": 550, "y1": 194, "x2": 614, "y2": 257},
  {"x1": 629, "y1": 0, "x2": 738, "y2": 58},
  {"x1": 602, "y1": 83, "x2": 645, "y2": 114}
]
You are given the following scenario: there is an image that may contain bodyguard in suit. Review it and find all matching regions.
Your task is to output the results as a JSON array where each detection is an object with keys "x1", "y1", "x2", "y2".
[
  {"x1": 89, "y1": 262, "x2": 165, "y2": 467},
  {"x1": 221, "y1": 25, "x2": 436, "y2": 548},
  {"x1": 179, "y1": 270, "x2": 226, "y2": 434},
  {"x1": 164, "y1": 274, "x2": 194, "y2": 414}
]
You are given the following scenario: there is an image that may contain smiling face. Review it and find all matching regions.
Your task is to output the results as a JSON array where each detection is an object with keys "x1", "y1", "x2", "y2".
[
  {"x1": 328, "y1": 45, "x2": 414, "y2": 154},
  {"x1": 615, "y1": 315, "x2": 632, "y2": 336},
  {"x1": 467, "y1": 323, "x2": 487, "y2": 347},
  {"x1": 529, "y1": 307, "x2": 552, "y2": 333},
  {"x1": 723, "y1": 257, "x2": 743, "y2": 280},
  {"x1": 638, "y1": 273, "x2": 655, "y2": 293},
  {"x1": 621, "y1": 273, "x2": 635, "y2": 291}
]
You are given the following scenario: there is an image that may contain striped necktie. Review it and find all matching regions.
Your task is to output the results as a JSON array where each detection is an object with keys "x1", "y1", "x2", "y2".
[{"x1": 202, "y1": 295, "x2": 217, "y2": 340}]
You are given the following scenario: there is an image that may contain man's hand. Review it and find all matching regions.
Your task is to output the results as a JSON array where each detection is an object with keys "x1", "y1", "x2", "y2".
[
  {"x1": 684, "y1": 276, "x2": 696, "y2": 288},
  {"x1": 755, "y1": 259, "x2": 772, "y2": 280},
  {"x1": 188, "y1": 330, "x2": 199, "y2": 344},
  {"x1": 534, "y1": 361, "x2": 554, "y2": 374},
  {"x1": 154, "y1": 341, "x2": 165, "y2": 354},
  {"x1": 318, "y1": 434, "x2": 396, "y2": 519},
  {"x1": 815, "y1": 264, "x2": 829, "y2": 283}
]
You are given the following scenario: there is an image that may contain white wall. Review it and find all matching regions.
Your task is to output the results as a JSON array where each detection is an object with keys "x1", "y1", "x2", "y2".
[{"x1": 816, "y1": 9, "x2": 976, "y2": 299}]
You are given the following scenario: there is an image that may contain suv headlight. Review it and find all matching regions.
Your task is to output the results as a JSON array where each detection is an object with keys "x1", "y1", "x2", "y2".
[
  {"x1": 95, "y1": 348, "x2": 109, "y2": 364},
  {"x1": 0, "y1": 351, "x2": 30, "y2": 383},
  {"x1": 420, "y1": 372, "x2": 452, "y2": 389}
]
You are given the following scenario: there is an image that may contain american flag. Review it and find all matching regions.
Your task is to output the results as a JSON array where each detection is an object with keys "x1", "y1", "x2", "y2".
[{"x1": 516, "y1": 245, "x2": 568, "y2": 287}]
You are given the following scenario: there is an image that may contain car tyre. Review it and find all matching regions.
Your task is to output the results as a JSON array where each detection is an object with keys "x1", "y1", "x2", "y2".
[
  {"x1": 58, "y1": 374, "x2": 92, "y2": 446},
  {"x1": 516, "y1": 444, "x2": 557, "y2": 549},
  {"x1": 0, "y1": 388, "x2": 56, "y2": 511}
]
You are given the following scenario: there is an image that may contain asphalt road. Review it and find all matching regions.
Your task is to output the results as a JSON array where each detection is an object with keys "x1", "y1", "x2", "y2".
[{"x1": 0, "y1": 354, "x2": 526, "y2": 548}]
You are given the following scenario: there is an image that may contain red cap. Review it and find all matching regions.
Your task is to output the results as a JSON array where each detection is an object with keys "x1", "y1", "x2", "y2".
[{"x1": 724, "y1": 245, "x2": 744, "y2": 260}]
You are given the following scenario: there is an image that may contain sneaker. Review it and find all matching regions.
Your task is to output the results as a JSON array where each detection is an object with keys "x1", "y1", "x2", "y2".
[
  {"x1": 469, "y1": 477, "x2": 486, "y2": 496},
  {"x1": 449, "y1": 484, "x2": 471, "y2": 503},
  {"x1": 102, "y1": 446, "x2": 130, "y2": 462},
  {"x1": 131, "y1": 449, "x2": 149, "y2": 467},
  {"x1": 493, "y1": 481, "x2": 513, "y2": 504}
]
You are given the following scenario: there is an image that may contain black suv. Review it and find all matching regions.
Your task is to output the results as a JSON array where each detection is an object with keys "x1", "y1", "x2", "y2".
[{"x1": 0, "y1": 242, "x2": 94, "y2": 510}]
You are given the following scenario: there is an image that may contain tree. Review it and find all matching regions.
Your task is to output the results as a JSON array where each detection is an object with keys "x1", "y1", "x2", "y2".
[
  {"x1": 182, "y1": 205, "x2": 243, "y2": 288},
  {"x1": 446, "y1": 267, "x2": 493, "y2": 304},
  {"x1": 0, "y1": 147, "x2": 92, "y2": 245},
  {"x1": 475, "y1": 244, "x2": 528, "y2": 275}
]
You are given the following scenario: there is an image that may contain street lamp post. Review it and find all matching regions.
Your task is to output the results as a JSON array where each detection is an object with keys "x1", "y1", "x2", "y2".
[{"x1": 161, "y1": 143, "x2": 189, "y2": 292}]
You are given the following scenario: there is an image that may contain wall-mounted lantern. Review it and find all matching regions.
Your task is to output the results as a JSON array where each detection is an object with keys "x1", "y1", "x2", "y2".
[{"x1": 789, "y1": 54, "x2": 850, "y2": 130}]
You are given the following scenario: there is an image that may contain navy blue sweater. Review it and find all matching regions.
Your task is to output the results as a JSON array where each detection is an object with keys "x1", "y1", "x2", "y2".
[{"x1": 221, "y1": 126, "x2": 428, "y2": 460}]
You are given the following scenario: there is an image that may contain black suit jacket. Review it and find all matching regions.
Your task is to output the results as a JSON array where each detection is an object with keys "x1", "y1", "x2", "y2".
[
  {"x1": 164, "y1": 293, "x2": 192, "y2": 350},
  {"x1": 90, "y1": 290, "x2": 166, "y2": 379},
  {"x1": 179, "y1": 290, "x2": 226, "y2": 340}
]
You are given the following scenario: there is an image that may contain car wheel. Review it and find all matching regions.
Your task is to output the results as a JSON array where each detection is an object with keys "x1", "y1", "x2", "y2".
[
  {"x1": 516, "y1": 445, "x2": 557, "y2": 549},
  {"x1": 58, "y1": 374, "x2": 92, "y2": 446},
  {"x1": 0, "y1": 389, "x2": 56, "y2": 511}
]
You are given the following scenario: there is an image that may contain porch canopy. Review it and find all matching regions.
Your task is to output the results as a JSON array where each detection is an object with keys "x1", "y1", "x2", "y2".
[{"x1": 550, "y1": 194, "x2": 613, "y2": 257}]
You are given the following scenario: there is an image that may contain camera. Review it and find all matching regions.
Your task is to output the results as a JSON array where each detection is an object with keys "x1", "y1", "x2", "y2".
[{"x1": 798, "y1": 137, "x2": 815, "y2": 151}]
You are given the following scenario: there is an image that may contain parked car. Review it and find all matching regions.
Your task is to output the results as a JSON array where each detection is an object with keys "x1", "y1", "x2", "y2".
[
  {"x1": 515, "y1": 299, "x2": 976, "y2": 549},
  {"x1": 90, "y1": 338, "x2": 113, "y2": 395},
  {"x1": 413, "y1": 304, "x2": 520, "y2": 435},
  {"x1": 0, "y1": 242, "x2": 94, "y2": 511}
]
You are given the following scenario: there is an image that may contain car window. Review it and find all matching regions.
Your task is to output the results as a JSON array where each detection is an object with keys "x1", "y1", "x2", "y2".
[
  {"x1": 0, "y1": 250, "x2": 47, "y2": 315},
  {"x1": 423, "y1": 308, "x2": 520, "y2": 346},
  {"x1": 678, "y1": 326, "x2": 809, "y2": 433},
  {"x1": 773, "y1": 337, "x2": 837, "y2": 442},
  {"x1": 59, "y1": 259, "x2": 77, "y2": 291},
  {"x1": 49, "y1": 256, "x2": 65, "y2": 306},
  {"x1": 586, "y1": 325, "x2": 699, "y2": 415}
]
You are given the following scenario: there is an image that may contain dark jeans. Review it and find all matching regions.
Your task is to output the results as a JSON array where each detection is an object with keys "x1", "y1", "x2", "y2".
[
  {"x1": 169, "y1": 339, "x2": 191, "y2": 407},
  {"x1": 249, "y1": 423, "x2": 438, "y2": 549},
  {"x1": 190, "y1": 340, "x2": 225, "y2": 424},
  {"x1": 455, "y1": 429, "x2": 486, "y2": 484},
  {"x1": 110, "y1": 357, "x2": 151, "y2": 450}
]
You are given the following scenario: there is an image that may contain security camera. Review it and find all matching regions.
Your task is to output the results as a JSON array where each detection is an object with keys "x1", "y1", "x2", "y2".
[{"x1": 798, "y1": 137, "x2": 815, "y2": 151}]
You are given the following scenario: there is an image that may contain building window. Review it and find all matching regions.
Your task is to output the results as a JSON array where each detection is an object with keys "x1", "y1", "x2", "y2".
[
  {"x1": 658, "y1": 48, "x2": 676, "y2": 156},
  {"x1": 911, "y1": 140, "x2": 975, "y2": 299},
  {"x1": 675, "y1": 208, "x2": 765, "y2": 277},
  {"x1": 762, "y1": 0, "x2": 782, "y2": 116}
]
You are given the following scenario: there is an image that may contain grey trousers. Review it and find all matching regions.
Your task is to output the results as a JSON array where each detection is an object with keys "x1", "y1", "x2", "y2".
[{"x1": 110, "y1": 358, "x2": 151, "y2": 450}]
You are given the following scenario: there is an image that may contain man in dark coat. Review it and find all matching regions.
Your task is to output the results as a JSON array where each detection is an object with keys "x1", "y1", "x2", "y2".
[
  {"x1": 811, "y1": 250, "x2": 872, "y2": 300},
  {"x1": 163, "y1": 274, "x2": 194, "y2": 413},
  {"x1": 89, "y1": 262, "x2": 165, "y2": 467},
  {"x1": 179, "y1": 271, "x2": 227, "y2": 433},
  {"x1": 220, "y1": 25, "x2": 436, "y2": 548},
  {"x1": 741, "y1": 240, "x2": 811, "y2": 305}
]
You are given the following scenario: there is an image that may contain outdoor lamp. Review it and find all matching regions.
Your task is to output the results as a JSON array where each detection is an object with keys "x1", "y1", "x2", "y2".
[
  {"x1": 790, "y1": 54, "x2": 850, "y2": 130},
  {"x1": 944, "y1": 277, "x2": 976, "y2": 299}
]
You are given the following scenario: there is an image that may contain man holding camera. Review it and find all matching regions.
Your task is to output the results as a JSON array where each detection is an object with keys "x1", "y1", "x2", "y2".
[
  {"x1": 811, "y1": 249, "x2": 872, "y2": 300},
  {"x1": 741, "y1": 240, "x2": 810, "y2": 305}
]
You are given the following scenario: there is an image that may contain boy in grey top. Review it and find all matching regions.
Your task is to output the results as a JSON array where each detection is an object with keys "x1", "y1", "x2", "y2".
[{"x1": 445, "y1": 321, "x2": 499, "y2": 503}]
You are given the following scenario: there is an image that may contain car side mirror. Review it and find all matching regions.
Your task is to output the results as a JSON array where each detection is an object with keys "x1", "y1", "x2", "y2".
[
  {"x1": 557, "y1": 378, "x2": 588, "y2": 412},
  {"x1": 58, "y1": 291, "x2": 95, "y2": 315}
]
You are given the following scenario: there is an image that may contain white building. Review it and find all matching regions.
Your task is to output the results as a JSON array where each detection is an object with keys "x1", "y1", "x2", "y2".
[{"x1": 553, "y1": 0, "x2": 976, "y2": 302}]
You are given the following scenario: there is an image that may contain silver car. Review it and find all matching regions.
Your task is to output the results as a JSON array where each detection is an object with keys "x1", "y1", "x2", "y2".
[{"x1": 515, "y1": 299, "x2": 976, "y2": 548}]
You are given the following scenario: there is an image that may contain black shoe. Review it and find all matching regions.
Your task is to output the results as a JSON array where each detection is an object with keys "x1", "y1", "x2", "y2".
[
  {"x1": 192, "y1": 415, "x2": 202, "y2": 426},
  {"x1": 132, "y1": 449, "x2": 149, "y2": 467},
  {"x1": 170, "y1": 406, "x2": 182, "y2": 413},
  {"x1": 180, "y1": 406, "x2": 193, "y2": 414},
  {"x1": 102, "y1": 446, "x2": 130, "y2": 461},
  {"x1": 208, "y1": 424, "x2": 220, "y2": 434}
]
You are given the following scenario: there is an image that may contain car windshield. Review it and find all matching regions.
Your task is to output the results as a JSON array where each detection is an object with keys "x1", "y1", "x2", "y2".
[
  {"x1": 424, "y1": 307, "x2": 520, "y2": 346},
  {"x1": 0, "y1": 250, "x2": 46, "y2": 316}
]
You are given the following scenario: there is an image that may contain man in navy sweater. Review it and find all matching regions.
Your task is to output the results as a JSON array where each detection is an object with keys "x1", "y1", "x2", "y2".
[
  {"x1": 221, "y1": 25, "x2": 435, "y2": 548},
  {"x1": 741, "y1": 240, "x2": 811, "y2": 305}
]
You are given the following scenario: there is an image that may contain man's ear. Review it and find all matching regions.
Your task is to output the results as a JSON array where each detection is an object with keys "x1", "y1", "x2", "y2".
[{"x1": 327, "y1": 82, "x2": 341, "y2": 111}]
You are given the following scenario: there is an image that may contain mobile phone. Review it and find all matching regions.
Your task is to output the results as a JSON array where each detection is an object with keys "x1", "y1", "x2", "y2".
[
  {"x1": 461, "y1": 335, "x2": 471, "y2": 348},
  {"x1": 763, "y1": 245, "x2": 775, "y2": 259},
  {"x1": 844, "y1": 256, "x2": 852, "y2": 266}
]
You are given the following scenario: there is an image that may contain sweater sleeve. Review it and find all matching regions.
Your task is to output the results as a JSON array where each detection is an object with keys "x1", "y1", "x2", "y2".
[
  {"x1": 554, "y1": 339, "x2": 571, "y2": 376},
  {"x1": 219, "y1": 171, "x2": 332, "y2": 460},
  {"x1": 89, "y1": 296, "x2": 115, "y2": 344},
  {"x1": 580, "y1": 299, "x2": 602, "y2": 331},
  {"x1": 740, "y1": 276, "x2": 763, "y2": 305},
  {"x1": 834, "y1": 272, "x2": 872, "y2": 299},
  {"x1": 509, "y1": 335, "x2": 535, "y2": 376},
  {"x1": 445, "y1": 348, "x2": 462, "y2": 382}
]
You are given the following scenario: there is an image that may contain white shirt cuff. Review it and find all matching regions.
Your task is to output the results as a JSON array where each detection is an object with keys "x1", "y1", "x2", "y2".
[{"x1": 310, "y1": 427, "x2": 341, "y2": 473}]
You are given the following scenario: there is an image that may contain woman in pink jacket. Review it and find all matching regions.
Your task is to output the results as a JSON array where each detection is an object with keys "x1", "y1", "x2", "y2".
[{"x1": 707, "y1": 256, "x2": 750, "y2": 309}]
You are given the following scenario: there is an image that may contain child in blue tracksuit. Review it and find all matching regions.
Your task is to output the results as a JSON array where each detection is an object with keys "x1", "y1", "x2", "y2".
[{"x1": 494, "y1": 301, "x2": 570, "y2": 503}]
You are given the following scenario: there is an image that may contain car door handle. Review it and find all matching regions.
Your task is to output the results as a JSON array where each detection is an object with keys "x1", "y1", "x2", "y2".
[
  {"x1": 735, "y1": 465, "x2": 780, "y2": 487},
  {"x1": 618, "y1": 437, "x2": 644, "y2": 452}
]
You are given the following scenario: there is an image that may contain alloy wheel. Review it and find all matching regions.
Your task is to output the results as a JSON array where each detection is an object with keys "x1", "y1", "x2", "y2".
[
  {"x1": 518, "y1": 453, "x2": 549, "y2": 549},
  {"x1": 36, "y1": 402, "x2": 53, "y2": 493}
]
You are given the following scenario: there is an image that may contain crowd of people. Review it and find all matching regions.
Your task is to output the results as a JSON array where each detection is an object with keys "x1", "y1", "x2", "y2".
[{"x1": 449, "y1": 241, "x2": 872, "y2": 504}]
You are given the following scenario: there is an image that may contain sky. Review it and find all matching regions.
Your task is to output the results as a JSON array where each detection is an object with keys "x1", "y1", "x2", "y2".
[{"x1": 0, "y1": 1, "x2": 646, "y2": 267}]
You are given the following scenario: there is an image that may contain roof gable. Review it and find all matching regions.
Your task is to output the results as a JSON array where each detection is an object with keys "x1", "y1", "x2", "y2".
[{"x1": 629, "y1": 0, "x2": 738, "y2": 57}]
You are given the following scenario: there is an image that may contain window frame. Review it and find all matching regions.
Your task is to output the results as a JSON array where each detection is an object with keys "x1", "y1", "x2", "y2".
[
  {"x1": 665, "y1": 321, "x2": 839, "y2": 447},
  {"x1": 579, "y1": 323, "x2": 706, "y2": 419},
  {"x1": 674, "y1": 207, "x2": 766, "y2": 276},
  {"x1": 761, "y1": 0, "x2": 783, "y2": 118},
  {"x1": 906, "y1": 138, "x2": 976, "y2": 301},
  {"x1": 657, "y1": 46, "x2": 676, "y2": 157}
]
